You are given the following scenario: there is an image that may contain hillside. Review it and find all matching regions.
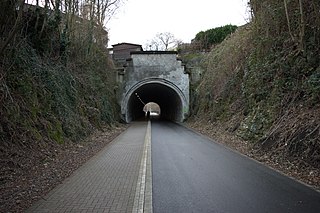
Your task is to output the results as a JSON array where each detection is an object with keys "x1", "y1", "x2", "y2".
[
  {"x1": 187, "y1": 0, "x2": 320, "y2": 188},
  {"x1": 0, "y1": 2, "x2": 122, "y2": 211}
]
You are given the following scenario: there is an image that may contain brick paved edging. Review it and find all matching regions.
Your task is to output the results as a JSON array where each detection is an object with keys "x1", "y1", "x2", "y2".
[
  {"x1": 132, "y1": 121, "x2": 153, "y2": 213},
  {"x1": 26, "y1": 122, "x2": 151, "y2": 213}
]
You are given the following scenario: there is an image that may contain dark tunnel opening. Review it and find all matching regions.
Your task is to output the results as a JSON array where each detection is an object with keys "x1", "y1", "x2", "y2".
[{"x1": 127, "y1": 83, "x2": 183, "y2": 122}]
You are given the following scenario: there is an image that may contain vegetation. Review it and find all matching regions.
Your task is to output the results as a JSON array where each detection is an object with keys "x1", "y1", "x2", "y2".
[
  {"x1": 191, "y1": 0, "x2": 320, "y2": 168},
  {"x1": 0, "y1": 1, "x2": 126, "y2": 210},
  {"x1": 193, "y1": 24, "x2": 238, "y2": 50},
  {"x1": 0, "y1": 0, "x2": 122, "y2": 157}
]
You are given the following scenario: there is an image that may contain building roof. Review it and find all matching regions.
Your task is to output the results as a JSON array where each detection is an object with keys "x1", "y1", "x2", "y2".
[{"x1": 112, "y1": 42, "x2": 142, "y2": 47}]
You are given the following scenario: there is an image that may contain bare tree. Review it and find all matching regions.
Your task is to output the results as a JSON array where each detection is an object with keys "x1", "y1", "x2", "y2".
[
  {"x1": 146, "y1": 32, "x2": 180, "y2": 51},
  {"x1": 96, "y1": 0, "x2": 122, "y2": 26},
  {"x1": 0, "y1": 0, "x2": 124, "y2": 56},
  {"x1": 81, "y1": 0, "x2": 124, "y2": 27},
  {"x1": 156, "y1": 32, "x2": 177, "y2": 50}
]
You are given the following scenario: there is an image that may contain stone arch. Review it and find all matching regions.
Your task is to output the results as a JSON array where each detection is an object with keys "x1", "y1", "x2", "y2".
[{"x1": 121, "y1": 78, "x2": 188, "y2": 123}]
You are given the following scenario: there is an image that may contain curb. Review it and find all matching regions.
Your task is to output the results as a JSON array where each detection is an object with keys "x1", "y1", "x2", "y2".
[{"x1": 132, "y1": 121, "x2": 153, "y2": 213}]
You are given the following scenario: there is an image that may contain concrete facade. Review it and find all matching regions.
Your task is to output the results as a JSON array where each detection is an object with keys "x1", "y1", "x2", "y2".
[{"x1": 119, "y1": 51, "x2": 189, "y2": 123}]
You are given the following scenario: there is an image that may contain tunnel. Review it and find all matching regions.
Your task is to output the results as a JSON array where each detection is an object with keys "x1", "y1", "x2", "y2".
[{"x1": 123, "y1": 81, "x2": 186, "y2": 122}]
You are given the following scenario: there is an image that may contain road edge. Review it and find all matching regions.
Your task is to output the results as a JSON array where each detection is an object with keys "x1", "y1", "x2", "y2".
[{"x1": 180, "y1": 122, "x2": 320, "y2": 193}]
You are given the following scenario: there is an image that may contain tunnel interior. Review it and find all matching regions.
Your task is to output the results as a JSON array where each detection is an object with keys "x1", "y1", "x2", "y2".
[{"x1": 127, "y1": 83, "x2": 183, "y2": 122}]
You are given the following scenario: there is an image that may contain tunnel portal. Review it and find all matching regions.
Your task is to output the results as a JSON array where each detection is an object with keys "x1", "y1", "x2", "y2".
[{"x1": 117, "y1": 50, "x2": 189, "y2": 123}]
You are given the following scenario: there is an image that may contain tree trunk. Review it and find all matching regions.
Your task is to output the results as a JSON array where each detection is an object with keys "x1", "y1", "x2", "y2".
[
  {"x1": 0, "y1": 0, "x2": 25, "y2": 56},
  {"x1": 298, "y1": 0, "x2": 306, "y2": 55},
  {"x1": 283, "y1": 0, "x2": 295, "y2": 42}
]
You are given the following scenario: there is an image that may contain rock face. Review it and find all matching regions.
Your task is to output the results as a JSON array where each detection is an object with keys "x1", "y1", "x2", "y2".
[{"x1": 118, "y1": 51, "x2": 189, "y2": 123}]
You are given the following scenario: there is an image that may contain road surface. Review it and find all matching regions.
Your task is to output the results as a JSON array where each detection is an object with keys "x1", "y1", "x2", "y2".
[{"x1": 151, "y1": 121, "x2": 320, "y2": 213}]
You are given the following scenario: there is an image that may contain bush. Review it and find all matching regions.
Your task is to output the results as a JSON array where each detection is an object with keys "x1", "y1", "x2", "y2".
[{"x1": 194, "y1": 24, "x2": 238, "y2": 50}]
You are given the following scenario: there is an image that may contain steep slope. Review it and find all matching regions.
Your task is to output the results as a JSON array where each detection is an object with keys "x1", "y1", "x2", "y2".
[
  {"x1": 188, "y1": 1, "x2": 320, "y2": 187},
  {"x1": 0, "y1": 4, "x2": 121, "y2": 211}
]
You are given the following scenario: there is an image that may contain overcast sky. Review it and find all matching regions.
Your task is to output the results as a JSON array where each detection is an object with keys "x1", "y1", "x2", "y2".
[{"x1": 107, "y1": 0, "x2": 250, "y2": 47}]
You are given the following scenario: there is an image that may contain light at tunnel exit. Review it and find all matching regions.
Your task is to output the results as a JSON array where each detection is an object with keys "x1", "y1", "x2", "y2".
[{"x1": 143, "y1": 102, "x2": 161, "y2": 117}]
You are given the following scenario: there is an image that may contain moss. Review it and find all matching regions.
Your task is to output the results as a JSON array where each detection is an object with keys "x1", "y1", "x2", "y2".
[
  {"x1": 1, "y1": 39, "x2": 118, "y2": 146},
  {"x1": 47, "y1": 120, "x2": 64, "y2": 144}
]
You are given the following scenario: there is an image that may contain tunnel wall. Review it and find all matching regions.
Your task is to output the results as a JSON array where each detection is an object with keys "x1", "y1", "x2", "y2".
[{"x1": 119, "y1": 51, "x2": 189, "y2": 123}]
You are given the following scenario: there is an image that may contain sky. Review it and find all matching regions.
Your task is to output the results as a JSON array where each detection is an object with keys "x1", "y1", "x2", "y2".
[{"x1": 107, "y1": 0, "x2": 250, "y2": 48}]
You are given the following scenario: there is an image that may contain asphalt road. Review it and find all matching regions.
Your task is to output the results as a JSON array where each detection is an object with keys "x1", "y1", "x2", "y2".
[{"x1": 151, "y1": 121, "x2": 320, "y2": 213}]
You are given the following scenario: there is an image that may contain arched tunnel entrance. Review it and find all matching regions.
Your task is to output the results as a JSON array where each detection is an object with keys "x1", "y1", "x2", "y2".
[{"x1": 124, "y1": 81, "x2": 186, "y2": 122}]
